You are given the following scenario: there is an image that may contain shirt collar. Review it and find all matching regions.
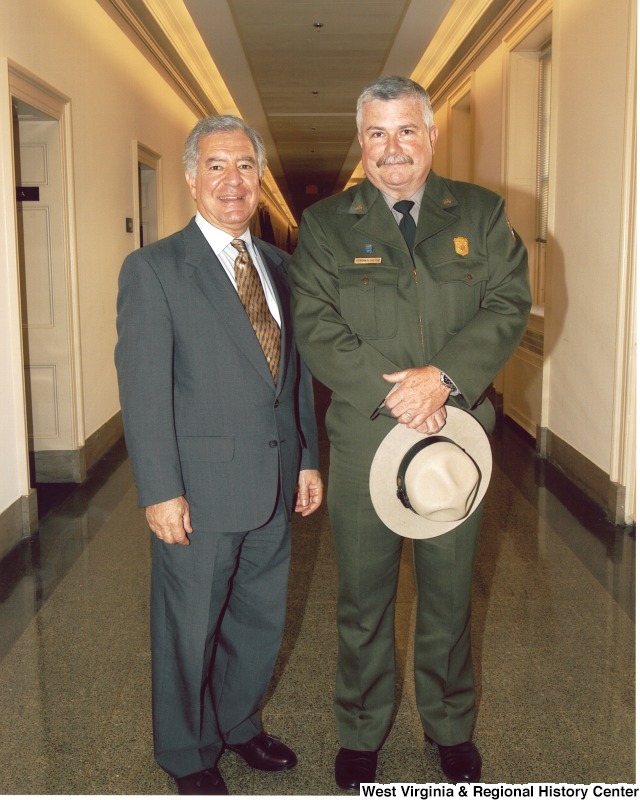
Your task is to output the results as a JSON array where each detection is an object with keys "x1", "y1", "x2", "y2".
[
  {"x1": 381, "y1": 184, "x2": 426, "y2": 215},
  {"x1": 195, "y1": 211, "x2": 251, "y2": 257}
]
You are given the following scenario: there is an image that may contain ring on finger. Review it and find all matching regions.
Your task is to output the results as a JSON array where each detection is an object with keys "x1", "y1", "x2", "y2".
[{"x1": 404, "y1": 411, "x2": 413, "y2": 420}]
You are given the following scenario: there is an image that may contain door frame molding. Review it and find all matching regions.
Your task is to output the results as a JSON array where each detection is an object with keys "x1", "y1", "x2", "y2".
[
  {"x1": 134, "y1": 141, "x2": 163, "y2": 250},
  {"x1": 609, "y1": 0, "x2": 636, "y2": 524},
  {"x1": 3, "y1": 60, "x2": 84, "y2": 482}
]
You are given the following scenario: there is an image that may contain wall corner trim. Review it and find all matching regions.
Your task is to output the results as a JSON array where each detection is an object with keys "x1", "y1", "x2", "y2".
[{"x1": 536, "y1": 426, "x2": 627, "y2": 525}]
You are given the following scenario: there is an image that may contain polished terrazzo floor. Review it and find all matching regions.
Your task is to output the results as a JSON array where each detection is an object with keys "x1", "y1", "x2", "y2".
[{"x1": 0, "y1": 405, "x2": 635, "y2": 794}]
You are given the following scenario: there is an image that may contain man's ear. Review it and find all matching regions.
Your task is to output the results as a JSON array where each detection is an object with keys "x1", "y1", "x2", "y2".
[
  {"x1": 185, "y1": 171, "x2": 196, "y2": 199},
  {"x1": 430, "y1": 126, "x2": 439, "y2": 152}
]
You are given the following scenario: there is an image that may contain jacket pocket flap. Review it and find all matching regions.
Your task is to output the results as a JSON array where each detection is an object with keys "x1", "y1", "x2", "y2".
[
  {"x1": 431, "y1": 260, "x2": 488, "y2": 286},
  {"x1": 338, "y1": 264, "x2": 399, "y2": 291}
]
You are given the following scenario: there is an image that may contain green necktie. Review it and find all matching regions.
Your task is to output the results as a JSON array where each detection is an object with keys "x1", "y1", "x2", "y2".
[{"x1": 393, "y1": 200, "x2": 416, "y2": 249}]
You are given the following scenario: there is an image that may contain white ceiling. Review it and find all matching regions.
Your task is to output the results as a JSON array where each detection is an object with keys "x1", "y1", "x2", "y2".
[
  {"x1": 182, "y1": 0, "x2": 456, "y2": 217},
  {"x1": 111, "y1": 0, "x2": 517, "y2": 220}
]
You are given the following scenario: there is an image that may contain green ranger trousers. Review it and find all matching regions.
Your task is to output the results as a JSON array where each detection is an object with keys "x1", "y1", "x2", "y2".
[{"x1": 328, "y1": 439, "x2": 483, "y2": 751}]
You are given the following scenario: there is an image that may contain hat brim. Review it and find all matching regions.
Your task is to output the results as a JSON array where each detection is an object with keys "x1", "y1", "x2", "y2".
[{"x1": 369, "y1": 407, "x2": 492, "y2": 539}]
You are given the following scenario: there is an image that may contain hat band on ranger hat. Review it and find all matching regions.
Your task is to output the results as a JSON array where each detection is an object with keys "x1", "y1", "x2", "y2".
[
  {"x1": 396, "y1": 435, "x2": 480, "y2": 517},
  {"x1": 369, "y1": 407, "x2": 492, "y2": 540}
]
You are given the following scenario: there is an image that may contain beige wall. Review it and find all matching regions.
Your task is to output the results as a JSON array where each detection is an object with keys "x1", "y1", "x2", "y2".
[
  {"x1": 472, "y1": 47, "x2": 505, "y2": 195},
  {"x1": 432, "y1": 0, "x2": 634, "y2": 490},
  {"x1": 547, "y1": 0, "x2": 632, "y2": 470},
  {"x1": 0, "y1": 0, "x2": 198, "y2": 517}
]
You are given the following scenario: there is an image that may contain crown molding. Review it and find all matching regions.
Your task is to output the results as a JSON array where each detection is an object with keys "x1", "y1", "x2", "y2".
[
  {"x1": 135, "y1": 0, "x2": 239, "y2": 115},
  {"x1": 106, "y1": 0, "x2": 209, "y2": 115},
  {"x1": 413, "y1": 0, "x2": 499, "y2": 89},
  {"x1": 415, "y1": 0, "x2": 528, "y2": 106},
  {"x1": 106, "y1": 0, "x2": 297, "y2": 227}
]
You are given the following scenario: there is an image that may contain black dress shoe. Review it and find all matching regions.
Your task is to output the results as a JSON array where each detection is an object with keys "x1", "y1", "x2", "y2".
[
  {"x1": 175, "y1": 767, "x2": 229, "y2": 795},
  {"x1": 335, "y1": 747, "x2": 377, "y2": 792},
  {"x1": 226, "y1": 732, "x2": 297, "y2": 771},
  {"x1": 435, "y1": 741, "x2": 482, "y2": 783}
]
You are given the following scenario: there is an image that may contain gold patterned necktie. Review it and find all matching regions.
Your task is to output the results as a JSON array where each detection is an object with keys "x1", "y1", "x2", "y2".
[{"x1": 231, "y1": 238, "x2": 280, "y2": 382}]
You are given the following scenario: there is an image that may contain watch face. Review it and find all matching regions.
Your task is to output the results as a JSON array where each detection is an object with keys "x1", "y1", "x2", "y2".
[{"x1": 440, "y1": 372, "x2": 459, "y2": 395}]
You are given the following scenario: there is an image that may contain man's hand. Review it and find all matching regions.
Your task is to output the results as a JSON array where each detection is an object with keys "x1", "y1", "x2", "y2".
[
  {"x1": 414, "y1": 405, "x2": 448, "y2": 434},
  {"x1": 383, "y1": 365, "x2": 450, "y2": 433},
  {"x1": 145, "y1": 496, "x2": 193, "y2": 546},
  {"x1": 294, "y1": 469, "x2": 324, "y2": 516}
]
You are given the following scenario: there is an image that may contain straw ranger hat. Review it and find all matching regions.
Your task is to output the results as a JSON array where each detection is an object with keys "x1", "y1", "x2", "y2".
[{"x1": 369, "y1": 407, "x2": 492, "y2": 539}]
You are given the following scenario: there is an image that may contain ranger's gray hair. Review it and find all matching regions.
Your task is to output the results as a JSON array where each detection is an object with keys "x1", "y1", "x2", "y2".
[
  {"x1": 183, "y1": 115, "x2": 267, "y2": 177},
  {"x1": 356, "y1": 76, "x2": 434, "y2": 133}
]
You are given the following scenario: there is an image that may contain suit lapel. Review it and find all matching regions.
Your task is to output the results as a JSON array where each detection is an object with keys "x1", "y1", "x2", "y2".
[{"x1": 183, "y1": 221, "x2": 275, "y2": 387}]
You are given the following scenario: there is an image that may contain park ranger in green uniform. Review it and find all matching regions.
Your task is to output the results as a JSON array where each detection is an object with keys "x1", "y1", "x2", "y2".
[{"x1": 288, "y1": 76, "x2": 531, "y2": 789}]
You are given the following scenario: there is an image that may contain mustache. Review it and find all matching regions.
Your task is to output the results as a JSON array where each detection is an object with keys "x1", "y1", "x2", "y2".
[{"x1": 376, "y1": 153, "x2": 414, "y2": 167}]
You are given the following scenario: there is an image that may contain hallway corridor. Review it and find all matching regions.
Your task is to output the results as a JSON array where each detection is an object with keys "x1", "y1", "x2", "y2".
[{"x1": 0, "y1": 408, "x2": 634, "y2": 794}]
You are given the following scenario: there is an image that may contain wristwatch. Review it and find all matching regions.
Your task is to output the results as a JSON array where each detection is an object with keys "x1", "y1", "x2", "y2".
[{"x1": 440, "y1": 371, "x2": 461, "y2": 396}]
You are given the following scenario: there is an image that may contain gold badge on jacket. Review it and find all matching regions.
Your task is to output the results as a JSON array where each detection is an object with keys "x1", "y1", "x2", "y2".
[{"x1": 453, "y1": 236, "x2": 469, "y2": 256}]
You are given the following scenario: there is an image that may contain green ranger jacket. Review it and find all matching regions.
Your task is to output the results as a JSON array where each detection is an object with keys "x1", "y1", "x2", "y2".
[{"x1": 289, "y1": 171, "x2": 532, "y2": 456}]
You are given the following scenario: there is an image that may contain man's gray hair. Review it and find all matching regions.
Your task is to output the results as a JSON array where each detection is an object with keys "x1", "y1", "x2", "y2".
[
  {"x1": 183, "y1": 115, "x2": 267, "y2": 177},
  {"x1": 356, "y1": 76, "x2": 435, "y2": 133}
]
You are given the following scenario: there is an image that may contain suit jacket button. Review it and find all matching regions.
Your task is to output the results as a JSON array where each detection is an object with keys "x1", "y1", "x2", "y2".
[
  {"x1": 274, "y1": 399, "x2": 280, "y2": 408},
  {"x1": 269, "y1": 440, "x2": 278, "y2": 448}
]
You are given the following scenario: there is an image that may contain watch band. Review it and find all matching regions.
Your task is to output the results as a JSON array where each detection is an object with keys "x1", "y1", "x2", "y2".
[{"x1": 440, "y1": 371, "x2": 461, "y2": 397}]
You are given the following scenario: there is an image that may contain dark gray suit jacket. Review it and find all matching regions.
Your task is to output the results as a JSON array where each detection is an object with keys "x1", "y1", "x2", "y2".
[{"x1": 115, "y1": 218, "x2": 319, "y2": 533}]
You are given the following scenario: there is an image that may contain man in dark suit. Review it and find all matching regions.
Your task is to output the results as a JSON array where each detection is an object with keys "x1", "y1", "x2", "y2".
[
  {"x1": 115, "y1": 115, "x2": 322, "y2": 795},
  {"x1": 289, "y1": 76, "x2": 530, "y2": 788}
]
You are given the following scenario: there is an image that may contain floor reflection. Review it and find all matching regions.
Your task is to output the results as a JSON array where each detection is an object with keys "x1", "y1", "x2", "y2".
[{"x1": 0, "y1": 440, "x2": 132, "y2": 659}]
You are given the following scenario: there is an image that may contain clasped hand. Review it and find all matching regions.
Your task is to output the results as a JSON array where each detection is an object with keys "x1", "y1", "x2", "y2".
[{"x1": 383, "y1": 365, "x2": 450, "y2": 434}]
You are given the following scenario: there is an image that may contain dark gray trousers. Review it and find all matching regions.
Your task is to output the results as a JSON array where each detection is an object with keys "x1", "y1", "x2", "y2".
[{"x1": 150, "y1": 501, "x2": 290, "y2": 778}]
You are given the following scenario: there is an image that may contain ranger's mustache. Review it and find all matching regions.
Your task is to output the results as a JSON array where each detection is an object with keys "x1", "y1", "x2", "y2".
[{"x1": 376, "y1": 154, "x2": 414, "y2": 167}]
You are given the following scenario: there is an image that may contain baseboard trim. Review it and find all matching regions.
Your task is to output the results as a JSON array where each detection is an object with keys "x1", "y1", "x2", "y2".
[
  {"x1": 32, "y1": 412, "x2": 124, "y2": 483},
  {"x1": 33, "y1": 449, "x2": 87, "y2": 483},
  {"x1": 0, "y1": 490, "x2": 38, "y2": 561},
  {"x1": 536, "y1": 426, "x2": 625, "y2": 525},
  {"x1": 85, "y1": 411, "x2": 124, "y2": 472},
  {"x1": 1, "y1": 413, "x2": 125, "y2": 561}
]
